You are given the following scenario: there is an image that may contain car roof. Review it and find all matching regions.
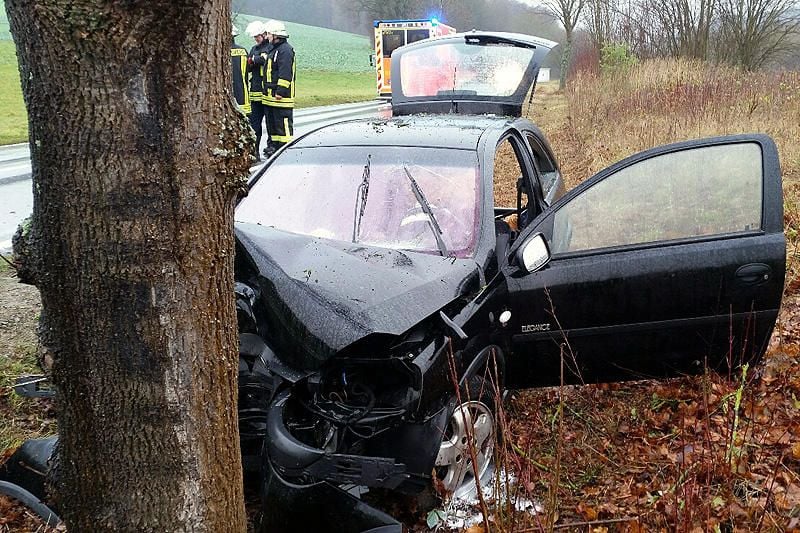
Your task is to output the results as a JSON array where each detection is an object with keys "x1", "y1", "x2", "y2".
[{"x1": 289, "y1": 114, "x2": 515, "y2": 151}]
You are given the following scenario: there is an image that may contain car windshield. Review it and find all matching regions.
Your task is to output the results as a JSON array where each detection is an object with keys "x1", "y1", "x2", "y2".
[{"x1": 236, "y1": 146, "x2": 481, "y2": 258}]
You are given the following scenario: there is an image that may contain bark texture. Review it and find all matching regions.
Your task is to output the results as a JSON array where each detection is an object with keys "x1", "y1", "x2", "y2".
[{"x1": 5, "y1": 0, "x2": 253, "y2": 530}]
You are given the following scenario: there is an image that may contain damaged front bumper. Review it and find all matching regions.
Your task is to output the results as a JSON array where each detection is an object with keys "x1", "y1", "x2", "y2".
[
  {"x1": 261, "y1": 458, "x2": 403, "y2": 533},
  {"x1": 266, "y1": 390, "x2": 410, "y2": 489}
]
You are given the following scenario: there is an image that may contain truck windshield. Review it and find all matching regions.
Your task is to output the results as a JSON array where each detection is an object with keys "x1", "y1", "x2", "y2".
[{"x1": 236, "y1": 146, "x2": 481, "y2": 258}]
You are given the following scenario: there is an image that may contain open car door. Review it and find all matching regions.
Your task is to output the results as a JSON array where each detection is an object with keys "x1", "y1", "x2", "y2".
[
  {"x1": 390, "y1": 31, "x2": 556, "y2": 117},
  {"x1": 503, "y1": 135, "x2": 785, "y2": 388}
]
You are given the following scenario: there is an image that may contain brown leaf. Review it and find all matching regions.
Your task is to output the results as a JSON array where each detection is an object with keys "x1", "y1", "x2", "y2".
[{"x1": 577, "y1": 502, "x2": 599, "y2": 521}]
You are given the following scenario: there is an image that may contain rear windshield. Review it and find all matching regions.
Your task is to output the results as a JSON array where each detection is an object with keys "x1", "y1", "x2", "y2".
[
  {"x1": 236, "y1": 146, "x2": 481, "y2": 258},
  {"x1": 399, "y1": 40, "x2": 535, "y2": 98}
]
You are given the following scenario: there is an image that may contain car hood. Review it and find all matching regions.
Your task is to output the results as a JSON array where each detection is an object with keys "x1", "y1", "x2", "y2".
[{"x1": 235, "y1": 223, "x2": 480, "y2": 370}]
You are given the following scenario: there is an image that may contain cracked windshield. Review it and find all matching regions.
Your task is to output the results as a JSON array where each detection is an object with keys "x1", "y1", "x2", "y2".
[{"x1": 236, "y1": 146, "x2": 480, "y2": 257}]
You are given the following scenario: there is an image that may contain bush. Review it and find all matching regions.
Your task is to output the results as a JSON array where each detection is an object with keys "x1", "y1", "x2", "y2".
[{"x1": 600, "y1": 42, "x2": 638, "y2": 73}]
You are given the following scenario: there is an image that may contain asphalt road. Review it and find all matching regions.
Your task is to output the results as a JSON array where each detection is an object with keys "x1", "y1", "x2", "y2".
[{"x1": 0, "y1": 100, "x2": 390, "y2": 251}]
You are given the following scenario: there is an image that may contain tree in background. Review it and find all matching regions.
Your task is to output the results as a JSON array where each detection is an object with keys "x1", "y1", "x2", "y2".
[
  {"x1": 584, "y1": 0, "x2": 615, "y2": 50},
  {"x1": 651, "y1": 0, "x2": 716, "y2": 58},
  {"x1": 716, "y1": 0, "x2": 800, "y2": 70},
  {"x1": 575, "y1": 0, "x2": 798, "y2": 71},
  {"x1": 4, "y1": 0, "x2": 251, "y2": 529},
  {"x1": 543, "y1": 0, "x2": 587, "y2": 88}
]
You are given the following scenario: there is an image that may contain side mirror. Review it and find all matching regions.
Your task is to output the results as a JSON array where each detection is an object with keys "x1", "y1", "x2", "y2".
[{"x1": 515, "y1": 233, "x2": 551, "y2": 274}]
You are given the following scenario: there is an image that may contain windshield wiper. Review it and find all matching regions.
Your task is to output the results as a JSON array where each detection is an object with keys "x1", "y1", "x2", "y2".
[
  {"x1": 352, "y1": 155, "x2": 371, "y2": 243},
  {"x1": 402, "y1": 164, "x2": 448, "y2": 257}
]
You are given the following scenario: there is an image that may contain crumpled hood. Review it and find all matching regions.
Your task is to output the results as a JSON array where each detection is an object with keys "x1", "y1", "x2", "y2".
[{"x1": 235, "y1": 223, "x2": 480, "y2": 370}]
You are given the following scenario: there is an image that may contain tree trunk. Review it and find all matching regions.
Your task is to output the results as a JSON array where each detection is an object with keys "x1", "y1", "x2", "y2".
[
  {"x1": 5, "y1": 0, "x2": 252, "y2": 530},
  {"x1": 560, "y1": 31, "x2": 573, "y2": 90}
]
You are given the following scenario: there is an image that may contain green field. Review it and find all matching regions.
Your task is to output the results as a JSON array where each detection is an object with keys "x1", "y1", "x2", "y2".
[
  {"x1": 0, "y1": 41, "x2": 25, "y2": 145},
  {"x1": 233, "y1": 15, "x2": 373, "y2": 73},
  {"x1": 296, "y1": 71, "x2": 375, "y2": 107},
  {"x1": 0, "y1": 6, "x2": 376, "y2": 145}
]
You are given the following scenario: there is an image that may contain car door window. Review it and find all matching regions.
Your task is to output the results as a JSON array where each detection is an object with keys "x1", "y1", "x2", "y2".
[
  {"x1": 524, "y1": 132, "x2": 560, "y2": 202},
  {"x1": 493, "y1": 138, "x2": 524, "y2": 209},
  {"x1": 551, "y1": 142, "x2": 763, "y2": 254}
]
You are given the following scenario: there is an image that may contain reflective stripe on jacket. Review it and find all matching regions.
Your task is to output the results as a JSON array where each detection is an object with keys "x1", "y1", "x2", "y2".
[
  {"x1": 263, "y1": 39, "x2": 296, "y2": 108},
  {"x1": 247, "y1": 41, "x2": 271, "y2": 99},
  {"x1": 231, "y1": 43, "x2": 251, "y2": 114}
]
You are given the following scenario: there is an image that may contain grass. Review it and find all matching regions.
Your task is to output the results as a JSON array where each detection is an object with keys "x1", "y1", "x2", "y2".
[
  {"x1": 0, "y1": 260, "x2": 53, "y2": 452},
  {"x1": 544, "y1": 58, "x2": 800, "y2": 287},
  {"x1": 233, "y1": 15, "x2": 373, "y2": 73},
  {"x1": 0, "y1": 41, "x2": 26, "y2": 144},
  {"x1": 551, "y1": 59, "x2": 800, "y2": 188},
  {"x1": 295, "y1": 71, "x2": 375, "y2": 108}
]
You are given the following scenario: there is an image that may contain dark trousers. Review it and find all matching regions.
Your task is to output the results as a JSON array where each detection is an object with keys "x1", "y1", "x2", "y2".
[
  {"x1": 249, "y1": 100, "x2": 267, "y2": 157},
  {"x1": 265, "y1": 105, "x2": 293, "y2": 152}
]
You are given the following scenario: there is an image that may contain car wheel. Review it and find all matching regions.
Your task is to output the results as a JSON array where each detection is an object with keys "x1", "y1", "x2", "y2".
[{"x1": 434, "y1": 377, "x2": 496, "y2": 499}]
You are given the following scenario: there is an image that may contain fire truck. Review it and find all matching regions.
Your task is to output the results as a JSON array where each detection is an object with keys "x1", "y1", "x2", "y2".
[{"x1": 373, "y1": 18, "x2": 456, "y2": 97}]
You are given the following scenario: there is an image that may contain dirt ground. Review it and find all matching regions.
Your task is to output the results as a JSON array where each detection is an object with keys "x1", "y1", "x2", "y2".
[
  {"x1": 0, "y1": 262, "x2": 53, "y2": 451},
  {"x1": 0, "y1": 261, "x2": 58, "y2": 532},
  {"x1": 0, "y1": 263, "x2": 39, "y2": 362}
]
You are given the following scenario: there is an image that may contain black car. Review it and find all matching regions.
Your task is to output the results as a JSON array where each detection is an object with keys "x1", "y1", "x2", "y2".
[
  {"x1": 233, "y1": 31, "x2": 785, "y2": 530},
  {"x1": 2, "y1": 32, "x2": 785, "y2": 532}
]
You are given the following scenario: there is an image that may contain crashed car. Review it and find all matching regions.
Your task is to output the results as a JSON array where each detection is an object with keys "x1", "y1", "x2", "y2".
[
  {"x1": 1, "y1": 31, "x2": 785, "y2": 532},
  {"x1": 234, "y1": 31, "x2": 785, "y2": 530}
]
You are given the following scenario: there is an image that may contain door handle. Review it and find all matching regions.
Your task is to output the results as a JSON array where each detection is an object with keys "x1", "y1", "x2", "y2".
[{"x1": 735, "y1": 263, "x2": 771, "y2": 286}]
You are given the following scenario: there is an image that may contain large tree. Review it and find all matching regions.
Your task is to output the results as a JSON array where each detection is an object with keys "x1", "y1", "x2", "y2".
[
  {"x1": 5, "y1": 0, "x2": 252, "y2": 530},
  {"x1": 543, "y1": 0, "x2": 587, "y2": 88}
]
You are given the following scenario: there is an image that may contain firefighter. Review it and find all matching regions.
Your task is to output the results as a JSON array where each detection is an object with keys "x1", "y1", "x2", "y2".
[
  {"x1": 230, "y1": 24, "x2": 251, "y2": 115},
  {"x1": 245, "y1": 20, "x2": 271, "y2": 161},
  {"x1": 262, "y1": 19, "x2": 295, "y2": 157}
]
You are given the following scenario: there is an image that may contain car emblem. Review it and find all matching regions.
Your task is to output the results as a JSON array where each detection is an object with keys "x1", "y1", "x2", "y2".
[{"x1": 521, "y1": 323, "x2": 551, "y2": 333}]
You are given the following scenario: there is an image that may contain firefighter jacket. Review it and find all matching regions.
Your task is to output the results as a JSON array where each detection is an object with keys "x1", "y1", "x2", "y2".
[
  {"x1": 263, "y1": 39, "x2": 296, "y2": 108},
  {"x1": 247, "y1": 40, "x2": 271, "y2": 101},
  {"x1": 231, "y1": 41, "x2": 251, "y2": 114}
]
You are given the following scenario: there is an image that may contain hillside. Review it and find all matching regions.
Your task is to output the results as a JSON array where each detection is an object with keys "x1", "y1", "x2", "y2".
[
  {"x1": 1, "y1": 3, "x2": 373, "y2": 73},
  {"x1": 233, "y1": 14, "x2": 373, "y2": 72},
  {"x1": 0, "y1": 1, "x2": 8, "y2": 40}
]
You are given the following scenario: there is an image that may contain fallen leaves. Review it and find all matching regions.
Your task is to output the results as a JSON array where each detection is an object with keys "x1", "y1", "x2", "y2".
[{"x1": 500, "y1": 328, "x2": 800, "y2": 532}]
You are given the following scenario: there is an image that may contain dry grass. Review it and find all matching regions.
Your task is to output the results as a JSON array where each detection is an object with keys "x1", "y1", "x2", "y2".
[
  {"x1": 529, "y1": 58, "x2": 800, "y2": 305},
  {"x1": 544, "y1": 59, "x2": 800, "y2": 187}
]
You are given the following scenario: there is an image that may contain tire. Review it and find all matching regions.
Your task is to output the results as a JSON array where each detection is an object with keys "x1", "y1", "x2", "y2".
[{"x1": 432, "y1": 374, "x2": 497, "y2": 500}]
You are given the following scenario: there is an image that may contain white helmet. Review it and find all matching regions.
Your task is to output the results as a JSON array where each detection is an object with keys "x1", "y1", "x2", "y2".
[
  {"x1": 231, "y1": 23, "x2": 239, "y2": 37},
  {"x1": 245, "y1": 20, "x2": 266, "y2": 37},
  {"x1": 264, "y1": 19, "x2": 289, "y2": 38}
]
